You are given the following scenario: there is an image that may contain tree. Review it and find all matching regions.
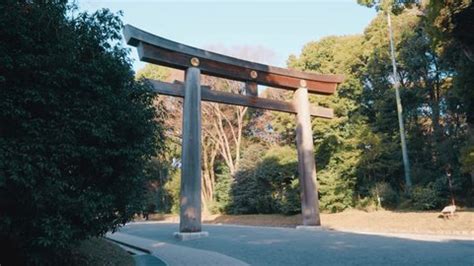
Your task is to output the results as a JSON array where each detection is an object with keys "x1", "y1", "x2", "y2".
[
  {"x1": 285, "y1": 4, "x2": 473, "y2": 210},
  {"x1": 424, "y1": 0, "x2": 473, "y2": 61},
  {"x1": 228, "y1": 145, "x2": 300, "y2": 215},
  {"x1": 424, "y1": 0, "x2": 474, "y2": 194},
  {"x1": 357, "y1": 0, "x2": 418, "y2": 13},
  {"x1": 358, "y1": 7, "x2": 473, "y2": 206},
  {"x1": 136, "y1": 46, "x2": 273, "y2": 210},
  {"x1": 201, "y1": 76, "x2": 248, "y2": 176},
  {"x1": 136, "y1": 66, "x2": 247, "y2": 210},
  {"x1": 285, "y1": 34, "x2": 370, "y2": 212},
  {"x1": 0, "y1": 1, "x2": 164, "y2": 264},
  {"x1": 136, "y1": 64, "x2": 171, "y2": 81},
  {"x1": 358, "y1": 0, "x2": 418, "y2": 191}
]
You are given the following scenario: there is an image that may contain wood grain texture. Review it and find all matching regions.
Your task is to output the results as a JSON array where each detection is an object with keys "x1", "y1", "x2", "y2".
[
  {"x1": 147, "y1": 79, "x2": 334, "y2": 119},
  {"x1": 245, "y1": 82, "x2": 258, "y2": 97},
  {"x1": 179, "y1": 67, "x2": 202, "y2": 233},
  {"x1": 124, "y1": 24, "x2": 344, "y2": 94},
  {"x1": 294, "y1": 87, "x2": 321, "y2": 226}
]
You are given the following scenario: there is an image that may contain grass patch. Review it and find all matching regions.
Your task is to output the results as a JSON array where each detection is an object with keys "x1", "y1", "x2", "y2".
[{"x1": 70, "y1": 238, "x2": 134, "y2": 266}]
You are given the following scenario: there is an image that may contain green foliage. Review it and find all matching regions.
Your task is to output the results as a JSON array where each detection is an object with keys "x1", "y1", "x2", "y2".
[
  {"x1": 357, "y1": 0, "x2": 418, "y2": 13},
  {"x1": 355, "y1": 196, "x2": 378, "y2": 212},
  {"x1": 424, "y1": 0, "x2": 472, "y2": 49},
  {"x1": 280, "y1": 178, "x2": 301, "y2": 215},
  {"x1": 411, "y1": 184, "x2": 444, "y2": 210},
  {"x1": 0, "y1": 1, "x2": 164, "y2": 264},
  {"x1": 285, "y1": 7, "x2": 473, "y2": 211},
  {"x1": 135, "y1": 64, "x2": 171, "y2": 81},
  {"x1": 460, "y1": 141, "x2": 474, "y2": 175},
  {"x1": 228, "y1": 145, "x2": 301, "y2": 215},
  {"x1": 70, "y1": 238, "x2": 134, "y2": 266},
  {"x1": 143, "y1": 157, "x2": 173, "y2": 214},
  {"x1": 227, "y1": 144, "x2": 268, "y2": 214},
  {"x1": 370, "y1": 182, "x2": 399, "y2": 209},
  {"x1": 286, "y1": 34, "x2": 368, "y2": 212},
  {"x1": 164, "y1": 170, "x2": 181, "y2": 214},
  {"x1": 227, "y1": 3, "x2": 474, "y2": 214},
  {"x1": 210, "y1": 166, "x2": 233, "y2": 214}
]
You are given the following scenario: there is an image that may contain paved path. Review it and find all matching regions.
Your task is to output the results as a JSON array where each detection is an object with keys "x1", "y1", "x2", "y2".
[{"x1": 111, "y1": 222, "x2": 474, "y2": 266}]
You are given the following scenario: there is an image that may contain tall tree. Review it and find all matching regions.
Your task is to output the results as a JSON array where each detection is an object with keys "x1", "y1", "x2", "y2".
[
  {"x1": 424, "y1": 0, "x2": 474, "y2": 192},
  {"x1": 285, "y1": 35, "x2": 371, "y2": 211},
  {"x1": 136, "y1": 65, "x2": 248, "y2": 209},
  {"x1": 358, "y1": 0, "x2": 417, "y2": 191},
  {"x1": 0, "y1": 1, "x2": 164, "y2": 263}
]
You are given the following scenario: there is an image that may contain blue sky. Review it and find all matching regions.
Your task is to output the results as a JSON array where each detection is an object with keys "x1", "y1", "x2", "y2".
[{"x1": 80, "y1": 1, "x2": 376, "y2": 71}]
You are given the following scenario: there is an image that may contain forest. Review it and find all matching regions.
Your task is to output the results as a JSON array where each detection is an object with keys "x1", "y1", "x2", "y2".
[{"x1": 141, "y1": 1, "x2": 474, "y2": 215}]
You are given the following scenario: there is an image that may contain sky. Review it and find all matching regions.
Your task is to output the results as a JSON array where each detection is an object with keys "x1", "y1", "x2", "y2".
[{"x1": 79, "y1": 0, "x2": 376, "y2": 72}]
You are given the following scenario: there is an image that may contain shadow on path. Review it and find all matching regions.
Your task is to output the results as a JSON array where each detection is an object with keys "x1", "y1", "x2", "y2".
[{"x1": 115, "y1": 222, "x2": 474, "y2": 266}]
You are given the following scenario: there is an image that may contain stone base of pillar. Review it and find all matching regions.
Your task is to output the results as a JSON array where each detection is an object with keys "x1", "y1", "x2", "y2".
[
  {"x1": 295, "y1": 225, "x2": 325, "y2": 231},
  {"x1": 173, "y1": 231, "x2": 209, "y2": 241}
]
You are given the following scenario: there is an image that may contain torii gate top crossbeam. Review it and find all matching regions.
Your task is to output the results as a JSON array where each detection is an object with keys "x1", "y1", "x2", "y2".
[{"x1": 123, "y1": 24, "x2": 344, "y2": 94}]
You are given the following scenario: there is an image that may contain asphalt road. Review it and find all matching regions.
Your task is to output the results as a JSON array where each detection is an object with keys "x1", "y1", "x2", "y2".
[{"x1": 118, "y1": 222, "x2": 474, "y2": 266}]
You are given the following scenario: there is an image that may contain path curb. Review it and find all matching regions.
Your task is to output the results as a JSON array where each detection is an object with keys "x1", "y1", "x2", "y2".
[{"x1": 107, "y1": 232, "x2": 249, "y2": 266}]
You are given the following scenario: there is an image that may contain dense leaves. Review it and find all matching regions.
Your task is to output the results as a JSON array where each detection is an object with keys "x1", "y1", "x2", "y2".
[
  {"x1": 0, "y1": 1, "x2": 164, "y2": 264},
  {"x1": 224, "y1": 4, "x2": 473, "y2": 213},
  {"x1": 141, "y1": 2, "x2": 473, "y2": 216},
  {"x1": 225, "y1": 145, "x2": 300, "y2": 215},
  {"x1": 357, "y1": 0, "x2": 418, "y2": 13}
]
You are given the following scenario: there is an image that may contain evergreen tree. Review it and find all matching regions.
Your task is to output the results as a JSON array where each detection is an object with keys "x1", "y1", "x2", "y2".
[{"x1": 0, "y1": 1, "x2": 165, "y2": 263}]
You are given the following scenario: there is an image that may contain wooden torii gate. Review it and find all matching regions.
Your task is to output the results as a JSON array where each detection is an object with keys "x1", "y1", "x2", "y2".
[{"x1": 123, "y1": 25, "x2": 344, "y2": 237}]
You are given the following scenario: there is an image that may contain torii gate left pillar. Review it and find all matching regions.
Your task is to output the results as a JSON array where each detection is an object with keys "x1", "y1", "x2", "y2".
[
  {"x1": 179, "y1": 67, "x2": 202, "y2": 232},
  {"x1": 174, "y1": 66, "x2": 209, "y2": 240}
]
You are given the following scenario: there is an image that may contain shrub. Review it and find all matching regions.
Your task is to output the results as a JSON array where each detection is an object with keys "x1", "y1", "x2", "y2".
[
  {"x1": 411, "y1": 184, "x2": 444, "y2": 210},
  {"x1": 280, "y1": 179, "x2": 301, "y2": 215},
  {"x1": 143, "y1": 157, "x2": 173, "y2": 214},
  {"x1": 319, "y1": 168, "x2": 355, "y2": 213},
  {"x1": 370, "y1": 182, "x2": 399, "y2": 209},
  {"x1": 227, "y1": 144, "x2": 266, "y2": 214},
  {"x1": 228, "y1": 145, "x2": 301, "y2": 215},
  {"x1": 355, "y1": 196, "x2": 377, "y2": 212},
  {"x1": 210, "y1": 166, "x2": 233, "y2": 214},
  {"x1": 164, "y1": 170, "x2": 181, "y2": 214},
  {"x1": 0, "y1": 2, "x2": 164, "y2": 264}
]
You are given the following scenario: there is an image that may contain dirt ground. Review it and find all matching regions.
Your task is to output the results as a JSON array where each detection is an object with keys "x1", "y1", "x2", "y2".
[{"x1": 146, "y1": 209, "x2": 474, "y2": 235}]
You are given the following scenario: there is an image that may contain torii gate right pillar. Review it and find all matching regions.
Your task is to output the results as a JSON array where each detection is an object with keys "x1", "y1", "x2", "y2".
[{"x1": 294, "y1": 85, "x2": 321, "y2": 226}]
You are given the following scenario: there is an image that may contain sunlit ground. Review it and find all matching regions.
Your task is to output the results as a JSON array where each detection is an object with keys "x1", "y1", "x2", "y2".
[{"x1": 142, "y1": 209, "x2": 474, "y2": 236}]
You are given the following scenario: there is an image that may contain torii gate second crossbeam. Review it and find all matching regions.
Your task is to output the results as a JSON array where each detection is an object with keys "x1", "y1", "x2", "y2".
[{"x1": 123, "y1": 25, "x2": 344, "y2": 237}]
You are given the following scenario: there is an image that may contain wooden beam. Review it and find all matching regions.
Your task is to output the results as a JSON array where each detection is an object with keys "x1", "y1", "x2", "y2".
[
  {"x1": 124, "y1": 25, "x2": 344, "y2": 94},
  {"x1": 138, "y1": 43, "x2": 337, "y2": 95},
  {"x1": 147, "y1": 79, "x2": 334, "y2": 119},
  {"x1": 245, "y1": 81, "x2": 258, "y2": 97}
]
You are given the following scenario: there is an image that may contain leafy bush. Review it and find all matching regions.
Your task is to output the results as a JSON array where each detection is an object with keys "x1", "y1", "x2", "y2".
[
  {"x1": 411, "y1": 184, "x2": 444, "y2": 210},
  {"x1": 226, "y1": 144, "x2": 265, "y2": 214},
  {"x1": 228, "y1": 145, "x2": 301, "y2": 215},
  {"x1": 318, "y1": 168, "x2": 355, "y2": 213},
  {"x1": 280, "y1": 179, "x2": 301, "y2": 215},
  {"x1": 355, "y1": 196, "x2": 378, "y2": 212},
  {"x1": 0, "y1": 2, "x2": 164, "y2": 264},
  {"x1": 210, "y1": 166, "x2": 233, "y2": 214},
  {"x1": 164, "y1": 170, "x2": 181, "y2": 214},
  {"x1": 143, "y1": 157, "x2": 173, "y2": 214},
  {"x1": 370, "y1": 182, "x2": 399, "y2": 209}
]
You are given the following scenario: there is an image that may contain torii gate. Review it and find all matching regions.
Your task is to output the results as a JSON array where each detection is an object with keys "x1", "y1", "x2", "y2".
[{"x1": 123, "y1": 25, "x2": 344, "y2": 238}]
